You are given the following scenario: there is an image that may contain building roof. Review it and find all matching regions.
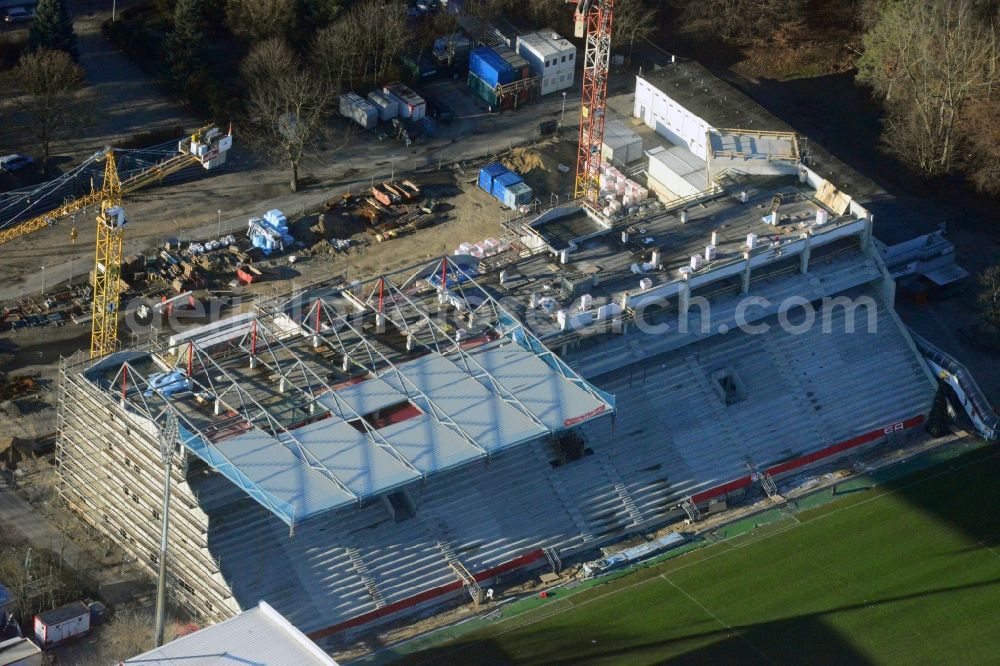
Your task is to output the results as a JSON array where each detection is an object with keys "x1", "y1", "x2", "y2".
[
  {"x1": 603, "y1": 119, "x2": 642, "y2": 150},
  {"x1": 36, "y1": 601, "x2": 88, "y2": 625},
  {"x1": 83, "y1": 264, "x2": 615, "y2": 528},
  {"x1": 518, "y1": 30, "x2": 575, "y2": 59},
  {"x1": 124, "y1": 601, "x2": 337, "y2": 666},
  {"x1": 647, "y1": 144, "x2": 707, "y2": 191},
  {"x1": 0, "y1": 638, "x2": 41, "y2": 666}
]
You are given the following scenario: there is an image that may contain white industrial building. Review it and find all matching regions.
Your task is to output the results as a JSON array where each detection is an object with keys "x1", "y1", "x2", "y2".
[
  {"x1": 645, "y1": 145, "x2": 707, "y2": 202},
  {"x1": 633, "y1": 67, "x2": 801, "y2": 183},
  {"x1": 602, "y1": 119, "x2": 644, "y2": 165},
  {"x1": 516, "y1": 30, "x2": 575, "y2": 95},
  {"x1": 634, "y1": 73, "x2": 712, "y2": 158}
]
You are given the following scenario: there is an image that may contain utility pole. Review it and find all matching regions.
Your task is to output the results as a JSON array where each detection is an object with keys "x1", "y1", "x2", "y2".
[{"x1": 153, "y1": 412, "x2": 179, "y2": 647}]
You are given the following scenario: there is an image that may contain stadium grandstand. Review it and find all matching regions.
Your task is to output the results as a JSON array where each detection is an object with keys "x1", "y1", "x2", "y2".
[{"x1": 53, "y1": 63, "x2": 940, "y2": 650}]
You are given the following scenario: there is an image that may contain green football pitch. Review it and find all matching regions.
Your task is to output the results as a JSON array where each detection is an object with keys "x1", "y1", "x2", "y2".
[{"x1": 402, "y1": 446, "x2": 1000, "y2": 665}]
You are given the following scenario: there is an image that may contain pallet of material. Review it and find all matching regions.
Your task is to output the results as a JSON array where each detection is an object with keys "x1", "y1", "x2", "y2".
[
  {"x1": 371, "y1": 184, "x2": 395, "y2": 206},
  {"x1": 383, "y1": 182, "x2": 408, "y2": 201},
  {"x1": 236, "y1": 264, "x2": 263, "y2": 284},
  {"x1": 401, "y1": 180, "x2": 422, "y2": 199},
  {"x1": 364, "y1": 197, "x2": 393, "y2": 215}
]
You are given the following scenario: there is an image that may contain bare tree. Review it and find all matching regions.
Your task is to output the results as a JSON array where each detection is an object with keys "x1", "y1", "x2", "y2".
[
  {"x1": 225, "y1": 0, "x2": 295, "y2": 42},
  {"x1": 980, "y1": 265, "x2": 1000, "y2": 328},
  {"x1": 243, "y1": 38, "x2": 335, "y2": 192},
  {"x1": 312, "y1": 0, "x2": 406, "y2": 92},
  {"x1": 857, "y1": 0, "x2": 1000, "y2": 177},
  {"x1": 959, "y1": 99, "x2": 1000, "y2": 196},
  {"x1": 610, "y1": 0, "x2": 658, "y2": 58},
  {"x1": 677, "y1": 0, "x2": 801, "y2": 43},
  {"x1": 12, "y1": 48, "x2": 83, "y2": 176}
]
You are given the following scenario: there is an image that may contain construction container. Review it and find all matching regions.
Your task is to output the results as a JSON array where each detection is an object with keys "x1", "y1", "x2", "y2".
[
  {"x1": 34, "y1": 601, "x2": 90, "y2": 649},
  {"x1": 496, "y1": 47, "x2": 530, "y2": 81},
  {"x1": 383, "y1": 82, "x2": 426, "y2": 121},
  {"x1": 502, "y1": 181, "x2": 534, "y2": 209},
  {"x1": 339, "y1": 92, "x2": 378, "y2": 130},
  {"x1": 478, "y1": 162, "x2": 509, "y2": 193},
  {"x1": 602, "y1": 119, "x2": 644, "y2": 165},
  {"x1": 366, "y1": 91, "x2": 398, "y2": 121},
  {"x1": 469, "y1": 46, "x2": 526, "y2": 88},
  {"x1": 490, "y1": 170, "x2": 523, "y2": 201},
  {"x1": 467, "y1": 71, "x2": 499, "y2": 107},
  {"x1": 517, "y1": 30, "x2": 575, "y2": 95}
]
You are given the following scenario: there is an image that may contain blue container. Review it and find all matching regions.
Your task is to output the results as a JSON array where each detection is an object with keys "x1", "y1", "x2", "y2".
[
  {"x1": 469, "y1": 46, "x2": 515, "y2": 88},
  {"x1": 491, "y1": 170, "x2": 523, "y2": 201},
  {"x1": 478, "y1": 162, "x2": 509, "y2": 193},
  {"x1": 503, "y1": 181, "x2": 533, "y2": 209}
]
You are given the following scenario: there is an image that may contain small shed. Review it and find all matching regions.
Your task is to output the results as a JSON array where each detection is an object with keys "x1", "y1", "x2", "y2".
[
  {"x1": 33, "y1": 601, "x2": 89, "y2": 648},
  {"x1": 602, "y1": 119, "x2": 643, "y2": 165}
]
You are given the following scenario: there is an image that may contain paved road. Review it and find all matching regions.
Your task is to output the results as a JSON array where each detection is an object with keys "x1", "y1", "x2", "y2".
[{"x1": 0, "y1": 481, "x2": 91, "y2": 571}]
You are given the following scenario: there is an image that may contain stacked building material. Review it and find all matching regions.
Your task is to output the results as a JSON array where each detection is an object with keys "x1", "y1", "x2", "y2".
[
  {"x1": 598, "y1": 163, "x2": 648, "y2": 217},
  {"x1": 248, "y1": 209, "x2": 294, "y2": 256}
]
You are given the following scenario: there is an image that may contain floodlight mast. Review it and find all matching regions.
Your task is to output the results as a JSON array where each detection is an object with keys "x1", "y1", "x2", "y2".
[{"x1": 153, "y1": 411, "x2": 179, "y2": 647}]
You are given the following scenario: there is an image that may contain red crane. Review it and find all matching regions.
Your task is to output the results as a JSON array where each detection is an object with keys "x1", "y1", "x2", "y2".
[{"x1": 569, "y1": 0, "x2": 614, "y2": 206}]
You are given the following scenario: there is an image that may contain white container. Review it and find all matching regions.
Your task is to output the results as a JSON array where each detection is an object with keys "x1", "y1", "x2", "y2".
[
  {"x1": 639, "y1": 277, "x2": 653, "y2": 290},
  {"x1": 705, "y1": 244, "x2": 717, "y2": 261},
  {"x1": 34, "y1": 602, "x2": 90, "y2": 648},
  {"x1": 816, "y1": 208, "x2": 829, "y2": 225},
  {"x1": 367, "y1": 90, "x2": 399, "y2": 121},
  {"x1": 339, "y1": 92, "x2": 378, "y2": 130},
  {"x1": 579, "y1": 293, "x2": 593, "y2": 310},
  {"x1": 746, "y1": 233, "x2": 758, "y2": 250},
  {"x1": 690, "y1": 255, "x2": 704, "y2": 270}
]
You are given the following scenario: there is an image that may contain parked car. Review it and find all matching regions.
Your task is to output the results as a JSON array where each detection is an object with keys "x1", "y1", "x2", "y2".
[
  {"x1": 0, "y1": 153, "x2": 33, "y2": 171},
  {"x1": 3, "y1": 7, "x2": 32, "y2": 23}
]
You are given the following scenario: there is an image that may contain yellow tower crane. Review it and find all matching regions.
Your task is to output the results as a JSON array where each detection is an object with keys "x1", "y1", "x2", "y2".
[
  {"x1": 90, "y1": 153, "x2": 126, "y2": 359},
  {"x1": 77, "y1": 126, "x2": 234, "y2": 359}
]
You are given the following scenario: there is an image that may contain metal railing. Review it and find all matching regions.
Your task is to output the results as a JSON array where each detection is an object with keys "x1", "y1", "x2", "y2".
[{"x1": 910, "y1": 330, "x2": 999, "y2": 441}]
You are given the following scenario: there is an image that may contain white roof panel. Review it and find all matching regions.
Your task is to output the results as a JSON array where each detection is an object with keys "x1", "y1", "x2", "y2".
[{"x1": 124, "y1": 602, "x2": 337, "y2": 666}]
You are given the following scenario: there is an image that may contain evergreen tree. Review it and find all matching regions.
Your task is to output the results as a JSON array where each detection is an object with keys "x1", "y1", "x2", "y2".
[
  {"x1": 164, "y1": 0, "x2": 206, "y2": 92},
  {"x1": 926, "y1": 384, "x2": 951, "y2": 438},
  {"x1": 27, "y1": 0, "x2": 78, "y2": 59}
]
